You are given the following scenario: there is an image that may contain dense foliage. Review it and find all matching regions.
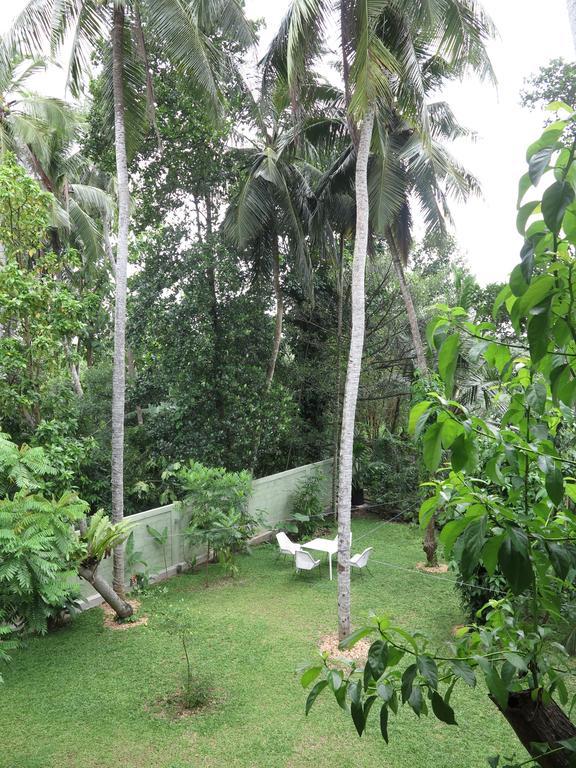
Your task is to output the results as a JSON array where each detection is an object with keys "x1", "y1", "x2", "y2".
[{"x1": 302, "y1": 115, "x2": 576, "y2": 767}]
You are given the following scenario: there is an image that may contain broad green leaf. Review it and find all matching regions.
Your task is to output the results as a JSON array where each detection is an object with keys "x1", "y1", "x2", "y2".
[
  {"x1": 449, "y1": 659, "x2": 476, "y2": 688},
  {"x1": 516, "y1": 276, "x2": 555, "y2": 318},
  {"x1": 423, "y1": 423, "x2": 443, "y2": 472},
  {"x1": 482, "y1": 665, "x2": 509, "y2": 710},
  {"x1": 416, "y1": 655, "x2": 438, "y2": 689},
  {"x1": 509, "y1": 264, "x2": 528, "y2": 297},
  {"x1": 542, "y1": 180, "x2": 575, "y2": 233},
  {"x1": 380, "y1": 704, "x2": 389, "y2": 742},
  {"x1": 528, "y1": 146, "x2": 554, "y2": 185},
  {"x1": 516, "y1": 201, "x2": 540, "y2": 235},
  {"x1": 481, "y1": 535, "x2": 505, "y2": 576},
  {"x1": 450, "y1": 433, "x2": 470, "y2": 473},
  {"x1": 455, "y1": 516, "x2": 487, "y2": 581},
  {"x1": 339, "y1": 626, "x2": 377, "y2": 650},
  {"x1": 408, "y1": 685, "x2": 425, "y2": 716},
  {"x1": 546, "y1": 542, "x2": 576, "y2": 580},
  {"x1": 367, "y1": 640, "x2": 389, "y2": 681},
  {"x1": 301, "y1": 666, "x2": 322, "y2": 688},
  {"x1": 401, "y1": 664, "x2": 417, "y2": 703},
  {"x1": 527, "y1": 315, "x2": 549, "y2": 365},
  {"x1": 305, "y1": 679, "x2": 328, "y2": 715},
  {"x1": 419, "y1": 496, "x2": 438, "y2": 530},
  {"x1": 408, "y1": 401, "x2": 432, "y2": 437},
  {"x1": 438, "y1": 335, "x2": 460, "y2": 398},
  {"x1": 430, "y1": 691, "x2": 457, "y2": 725},
  {"x1": 498, "y1": 528, "x2": 533, "y2": 595},
  {"x1": 546, "y1": 466, "x2": 564, "y2": 506}
]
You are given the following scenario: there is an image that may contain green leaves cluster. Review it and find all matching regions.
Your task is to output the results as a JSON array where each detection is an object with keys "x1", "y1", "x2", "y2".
[
  {"x1": 405, "y1": 113, "x2": 576, "y2": 754},
  {"x1": 169, "y1": 461, "x2": 257, "y2": 579},
  {"x1": 302, "y1": 616, "x2": 464, "y2": 742}
]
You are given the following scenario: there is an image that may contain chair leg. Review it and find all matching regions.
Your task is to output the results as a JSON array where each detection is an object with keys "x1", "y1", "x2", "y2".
[{"x1": 366, "y1": 566, "x2": 374, "y2": 577}]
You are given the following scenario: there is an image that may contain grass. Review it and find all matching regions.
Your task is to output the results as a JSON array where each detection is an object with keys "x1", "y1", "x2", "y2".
[{"x1": 0, "y1": 518, "x2": 524, "y2": 768}]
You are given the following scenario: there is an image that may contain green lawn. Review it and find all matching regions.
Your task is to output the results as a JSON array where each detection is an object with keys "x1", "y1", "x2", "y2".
[{"x1": 1, "y1": 518, "x2": 524, "y2": 768}]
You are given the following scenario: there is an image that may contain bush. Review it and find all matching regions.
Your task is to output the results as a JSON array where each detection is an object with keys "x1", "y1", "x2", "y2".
[
  {"x1": 0, "y1": 434, "x2": 88, "y2": 636},
  {"x1": 285, "y1": 472, "x2": 327, "y2": 539},
  {"x1": 363, "y1": 430, "x2": 422, "y2": 517},
  {"x1": 168, "y1": 461, "x2": 257, "y2": 579}
]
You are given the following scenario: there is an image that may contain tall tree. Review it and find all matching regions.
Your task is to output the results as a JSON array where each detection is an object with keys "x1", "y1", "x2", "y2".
[
  {"x1": 12, "y1": 0, "x2": 254, "y2": 598},
  {"x1": 276, "y1": 0, "x2": 494, "y2": 639}
]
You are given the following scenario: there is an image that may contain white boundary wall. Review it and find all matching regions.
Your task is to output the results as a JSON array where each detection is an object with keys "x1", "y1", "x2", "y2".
[{"x1": 78, "y1": 459, "x2": 333, "y2": 608}]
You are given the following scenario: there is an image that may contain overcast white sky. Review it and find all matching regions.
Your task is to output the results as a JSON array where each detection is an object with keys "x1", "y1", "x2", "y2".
[{"x1": 1, "y1": 0, "x2": 574, "y2": 284}]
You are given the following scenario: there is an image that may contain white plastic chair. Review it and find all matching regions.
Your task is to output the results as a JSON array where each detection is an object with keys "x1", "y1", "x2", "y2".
[
  {"x1": 349, "y1": 547, "x2": 374, "y2": 577},
  {"x1": 275, "y1": 531, "x2": 301, "y2": 560},
  {"x1": 294, "y1": 549, "x2": 321, "y2": 575}
]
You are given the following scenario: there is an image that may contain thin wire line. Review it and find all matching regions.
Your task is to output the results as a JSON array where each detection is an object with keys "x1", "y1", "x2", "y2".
[{"x1": 369, "y1": 557, "x2": 500, "y2": 594}]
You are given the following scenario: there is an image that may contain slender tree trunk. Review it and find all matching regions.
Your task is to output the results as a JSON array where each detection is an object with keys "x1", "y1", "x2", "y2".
[
  {"x1": 78, "y1": 564, "x2": 133, "y2": 619},
  {"x1": 126, "y1": 348, "x2": 144, "y2": 426},
  {"x1": 568, "y1": 0, "x2": 576, "y2": 51},
  {"x1": 64, "y1": 340, "x2": 84, "y2": 397},
  {"x1": 389, "y1": 243, "x2": 427, "y2": 372},
  {"x1": 493, "y1": 690, "x2": 576, "y2": 768},
  {"x1": 265, "y1": 237, "x2": 284, "y2": 389},
  {"x1": 337, "y1": 109, "x2": 374, "y2": 641},
  {"x1": 249, "y1": 235, "x2": 284, "y2": 474},
  {"x1": 389, "y1": 238, "x2": 439, "y2": 564},
  {"x1": 111, "y1": 5, "x2": 130, "y2": 597},
  {"x1": 332, "y1": 234, "x2": 346, "y2": 518}
]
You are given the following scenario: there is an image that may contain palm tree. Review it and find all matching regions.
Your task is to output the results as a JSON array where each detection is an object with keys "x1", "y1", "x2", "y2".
[
  {"x1": 276, "y1": 0, "x2": 494, "y2": 640},
  {"x1": 12, "y1": 0, "x2": 254, "y2": 601},
  {"x1": 225, "y1": 88, "x2": 313, "y2": 395},
  {"x1": 0, "y1": 40, "x2": 74, "y2": 165}
]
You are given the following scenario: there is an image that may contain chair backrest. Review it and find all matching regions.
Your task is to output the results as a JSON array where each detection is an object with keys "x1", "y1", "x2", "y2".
[
  {"x1": 276, "y1": 531, "x2": 290, "y2": 548},
  {"x1": 295, "y1": 549, "x2": 317, "y2": 570},
  {"x1": 355, "y1": 547, "x2": 373, "y2": 568},
  {"x1": 277, "y1": 531, "x2": 300, "y2": 554}
]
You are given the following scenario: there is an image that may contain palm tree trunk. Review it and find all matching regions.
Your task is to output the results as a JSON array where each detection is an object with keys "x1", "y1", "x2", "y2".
[
  {"x1": 389, "y1": 242, "x2": 438, "y2": 565},
  {"x1": 332, "y1": 234, "x2": 346, "y2": 518},
  {"x1": 390, "y1": 244, "x2": 427, "y2": 372},
  {"x1": 568, "y1": 0, "x2": 576, "y2": 51},
  {"x1": 111, "y1": 5, "x2": 130, "y2": 597},
  {"x1": 265, "y1": 237, "x2": 283, "y2": 389},
  {"x1": 337, "y1": 109, "x2": 374, "y2": 641},
  {"x1": 78, "y1": 565, "x2": 133, "y2": 618}
]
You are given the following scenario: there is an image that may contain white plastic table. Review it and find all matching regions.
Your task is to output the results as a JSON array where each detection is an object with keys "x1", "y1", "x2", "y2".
[{"x1": 302, "y1": 537, "x2": 338, "y2": 580}]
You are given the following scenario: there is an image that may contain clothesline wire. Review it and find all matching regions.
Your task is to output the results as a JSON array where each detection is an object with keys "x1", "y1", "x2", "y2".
[{"x1": 126, "y1": 504, "x2": 413, "y2": 543}]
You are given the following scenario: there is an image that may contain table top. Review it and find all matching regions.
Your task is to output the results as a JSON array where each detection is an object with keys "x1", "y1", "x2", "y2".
[{"x1": 302, "y1": 537, "x2": 338, "y2": 554}]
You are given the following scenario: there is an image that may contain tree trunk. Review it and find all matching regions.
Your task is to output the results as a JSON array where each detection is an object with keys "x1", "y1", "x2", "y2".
[
  {"x1": 250, "y1": 235, "x2": 284, "y2": 474},
  {"x1": 64, "y1": 340, "x2": 84, "y2": 397},
  {"x1": 332, "y1": 234, "x2": 346, "y2": 518},
  {"x1": 337, "y1": 109, "x2": 374, "y2": 641},
  {"x1": 78, "y1": 564, "x2": 133, "y2": 619},
  {"x1": 493, "y1": 690, "x2": 576, "y2": 768},
  {"x1": 126, "y1": 348, "x2": 144, "y2": 426},
  {"x1": 568, "y1": 0, "x2": 576, "y2": 51},
  {"x1": 265, "y1": 238, "x2": 284, "y2": 390},
  {"x1": 111, "y1": 5, "x2": 130, "y2": 597},
  {"x1": 390, "y1": 244, "x2": 427, "y2": 372},
  {"x1": 389, "y1": 240, "x2": 439, "y2": 564}
]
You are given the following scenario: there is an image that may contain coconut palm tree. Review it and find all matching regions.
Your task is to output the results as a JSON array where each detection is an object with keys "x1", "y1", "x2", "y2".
[
  {"x1": 275, "y1": 0, "x2": 494, "y2": 639},
  {"x1": 11, "y1": 0, "x2": 254, "y2": 602},
  {"x1": 0, "y1": 39, "x2": 74, "y2": 166}
]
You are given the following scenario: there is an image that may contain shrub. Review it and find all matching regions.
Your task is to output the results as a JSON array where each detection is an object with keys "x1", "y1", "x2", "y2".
[
  {"x1": 285, "y1": 472, "x2": 327, "y2": 539},
  {"x1": 363, "y1": 430, "x2": 422, "y2": 518},
  {"x1": 168, "y1": 461, "x2": 257, "y2": 579}
]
